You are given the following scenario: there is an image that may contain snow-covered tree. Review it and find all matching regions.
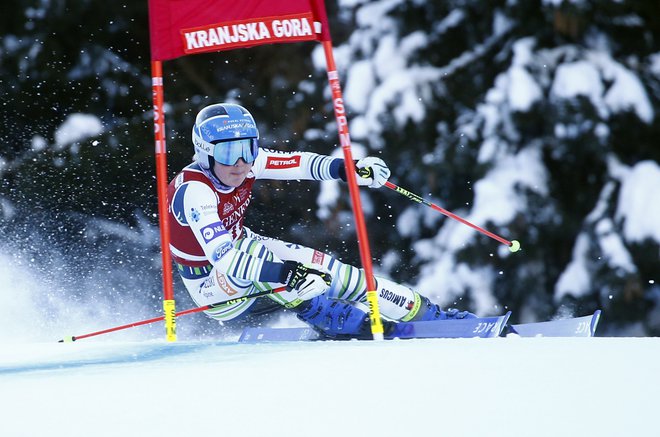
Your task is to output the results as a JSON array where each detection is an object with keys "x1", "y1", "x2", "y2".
[{"x1": 307, "y1": 0, "x2": 660, "y2": 333}]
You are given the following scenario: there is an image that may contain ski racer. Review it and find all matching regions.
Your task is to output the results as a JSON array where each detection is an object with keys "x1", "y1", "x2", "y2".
[{"x1": 168, "y1": 103, "x2": 475, "y2": 339}]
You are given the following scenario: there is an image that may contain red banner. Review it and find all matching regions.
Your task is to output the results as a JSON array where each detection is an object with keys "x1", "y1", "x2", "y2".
[{"x1": 148, "y1": 0, "x2": 331, "y2": 61}]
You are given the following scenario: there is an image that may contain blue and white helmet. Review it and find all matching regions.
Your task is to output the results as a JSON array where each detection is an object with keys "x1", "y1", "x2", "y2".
[{"x1": 192, "y1": 103, "x2": 260, "y2": 169}]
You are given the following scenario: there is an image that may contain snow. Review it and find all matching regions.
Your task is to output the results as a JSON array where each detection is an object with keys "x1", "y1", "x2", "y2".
[
  {"x1": 595, "y1": 218, "x2": 635, "y2": 272},
  {"x1": 364, "y1": 66, "x2": 438, "y2": 144},
  {"x1": 555, "y1": 233, "x2": 593, "y2": 300},
  {"x1": 4, "y1": 253, "x2": 655, "y2": 437},
  {"x1": 396, "y1": 206, "x2": 422, "y2": 238},
  {"x1": 506, "y1": 39, "x2": 543, "y2": 112},
  {"x1": 594, "y1": 52, "x2": 655, "y2": 123},
  {"x1": 554, "y1": 158, "x2": 659, "y2": 302},
  {"x1": 2, "y1": 258, "x2": 47, "y2": 342},
  {"x1": 373, "y1": 34, "x2": 406, "y2": 79},
  {"x1": 551, "y1": 54, "x2": 654, "y2": 123},
  {"x1": 507, "y1": 66, "x2": 543, "y2": 112},
  {"x1": 419, "y1": 142, "x2": 549, "y2": 302},
  {"x1": 53, "y1": 113, "x2": 104, "y2": 150},
  {"x1": 434, "y1": 9, "x2": 465, "y2": 34},
  {"x1": 542, "y1": 0, "x2": 585, "y2": 5},
  {"x1": 551, "y1": 61, "x2": 605, "y2": 115},
  {"x1": 31, "y1": 134, "x2": 48, "y2": 151},
  {"x1": 3, "y1": 228, "x2": 657, "y2": 437},
  {"x1": 345, "y1": 59, "x2": 375, "y2": 112},
  {"x1": 615, "y1": 161, "x2": 660, "y2": 244},
  {"x1": 470, "y1": 146, "x2": 548, "y2": 228},
  {"x1": 2, "y1": 336, "x2": 658, "y2": 437},
  {"x1": 650, "y1": 52, "x2": 660, "y2": 76},
  {"x1": 354, "y1": 0, "x2": 403, "y2": 30},
  {"x1": 4, "y1": 242, "x2": 656, "y2": 437}
]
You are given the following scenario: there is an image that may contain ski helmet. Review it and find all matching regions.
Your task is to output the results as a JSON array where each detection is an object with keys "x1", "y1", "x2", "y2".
[{"x1": 192, "y1": 103, "x2": 260, "y2": 169}]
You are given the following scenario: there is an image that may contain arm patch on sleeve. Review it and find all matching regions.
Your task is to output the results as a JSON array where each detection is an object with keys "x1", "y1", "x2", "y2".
[
  {"x1": 200, "y1": 221, "x2": 229, "y2": 243},
  {"x1": 265, "y1": 155, "x2": 301, "y2": 169}
]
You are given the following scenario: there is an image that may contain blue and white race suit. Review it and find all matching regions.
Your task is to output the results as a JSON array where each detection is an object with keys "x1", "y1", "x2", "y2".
[{"x1": 168, "y1": 149, "x2": 421, "y2": 322}]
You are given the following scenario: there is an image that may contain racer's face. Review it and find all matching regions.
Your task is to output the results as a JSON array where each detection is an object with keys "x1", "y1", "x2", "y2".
[{"x1": 214, "y1": 158, "x2": 253, "y2": 187}]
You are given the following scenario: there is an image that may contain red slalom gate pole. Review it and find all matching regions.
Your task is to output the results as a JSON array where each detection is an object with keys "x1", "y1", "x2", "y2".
[
  {"x1": 58, "y1": 287, "x2": 287, "y2": 342},
  {"x1": 321, "y1": 40, "x2": 384, "y2": 340},
  {"x1": 383, "y1": 181, "x2": 521, "y2": 252},
  {"x1": 151, "y1": 59, "x2": 177, "y2": 342}
]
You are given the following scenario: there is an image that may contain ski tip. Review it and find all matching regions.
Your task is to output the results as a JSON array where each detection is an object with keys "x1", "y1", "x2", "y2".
[
  {"x1": 58, "y1": 336, "x2": 76, "y2": 343},
  {"x1": 590, "y1": 310, "x2": 602, "y2": 336}
]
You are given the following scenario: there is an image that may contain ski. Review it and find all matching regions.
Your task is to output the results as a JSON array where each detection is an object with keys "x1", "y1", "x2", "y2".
[
  {"x1": 238, "y1": 312, "x2": 512, "y2": 343},
  {"x1": 506, "y1": 310, "x2": 601, "y2": 337},
  {"x1": 238, "y1": 311, "x2": 602, "y2": 342},
  {"x1": 388, "y1": 312, "x2": 511, "y2": 339}
]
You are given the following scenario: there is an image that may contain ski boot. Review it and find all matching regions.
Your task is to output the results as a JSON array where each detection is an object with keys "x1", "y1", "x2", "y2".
[
  {"x1": 294, "y1": 295, "x2": 377, "y2": 340},
  {"x1": 410, "y1": 295, "x2": 477, "y2": 321}
]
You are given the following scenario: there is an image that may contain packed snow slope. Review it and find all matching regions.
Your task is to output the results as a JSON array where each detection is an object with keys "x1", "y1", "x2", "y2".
[{"x1": 1, "y1": 336, "x2": 658, "y2": 437}]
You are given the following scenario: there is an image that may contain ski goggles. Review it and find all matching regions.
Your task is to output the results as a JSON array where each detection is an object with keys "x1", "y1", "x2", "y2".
[{"x1": 212, "y1": 138, "x2": 259, "y2": 165}]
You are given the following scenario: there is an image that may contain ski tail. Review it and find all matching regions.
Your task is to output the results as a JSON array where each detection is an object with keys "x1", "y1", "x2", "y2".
[{"x1": 507, "y1": 310, "x2": 601, "y2": 337}]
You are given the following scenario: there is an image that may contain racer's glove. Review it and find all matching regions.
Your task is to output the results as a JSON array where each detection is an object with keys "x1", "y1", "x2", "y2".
[
  {"x1": 280, "y1": 261, "x2": 332, "y2": 301},
  {"x1": 355, "y1": 156, "x2": 390, "y2": 188}
]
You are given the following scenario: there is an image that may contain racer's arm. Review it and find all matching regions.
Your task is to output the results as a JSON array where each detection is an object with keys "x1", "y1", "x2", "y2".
[
  {"x1": 251, "y1": 149, "x2": 342, "y2": 181},
  {"x1": 252, "y1": 149, "x2": 390, "y2": 188}
]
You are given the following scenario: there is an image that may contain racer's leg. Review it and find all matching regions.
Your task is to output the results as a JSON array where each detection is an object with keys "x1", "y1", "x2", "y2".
[
  {"x1": 246, "y1": 228, "x2": 475, "y2": 322},
  {"x1": 177, "y1": 237, "x2": 300, "y2": 322}
]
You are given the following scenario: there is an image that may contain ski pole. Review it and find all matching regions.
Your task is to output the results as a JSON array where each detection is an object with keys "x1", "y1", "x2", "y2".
[
  {"x1": 381, "y1": 180, "x2": 521, "y2": 252},
  {"x1": 58, "y1": 286, "x2": 287, "y2": 342}
]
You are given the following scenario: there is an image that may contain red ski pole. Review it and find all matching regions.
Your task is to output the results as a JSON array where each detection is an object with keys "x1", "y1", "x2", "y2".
[
  {"x1": 381, "y1": 180, "x2": 521, "y2": 252},
  {"x1": 58, "y1": 286, "x2": 286, "y2": 342}
]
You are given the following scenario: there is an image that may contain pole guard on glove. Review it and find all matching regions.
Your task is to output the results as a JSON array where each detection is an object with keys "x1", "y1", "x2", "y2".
[
  {"x1": 280, "y1": 261, "x2": 332, "y2": 301},
  {"x1": 355, "y1": 156, "x2": 390, "y2": 188}
]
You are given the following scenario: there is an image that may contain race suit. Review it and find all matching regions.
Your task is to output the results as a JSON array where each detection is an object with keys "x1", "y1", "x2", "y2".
[{"x1": 168, "y1": 149, "x2": 422, "y2": 322}]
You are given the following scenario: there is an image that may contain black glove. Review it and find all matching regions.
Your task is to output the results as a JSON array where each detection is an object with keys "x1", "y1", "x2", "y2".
[{"x1": 280, "y1": 261, "x2": 332, "y2": 300}]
